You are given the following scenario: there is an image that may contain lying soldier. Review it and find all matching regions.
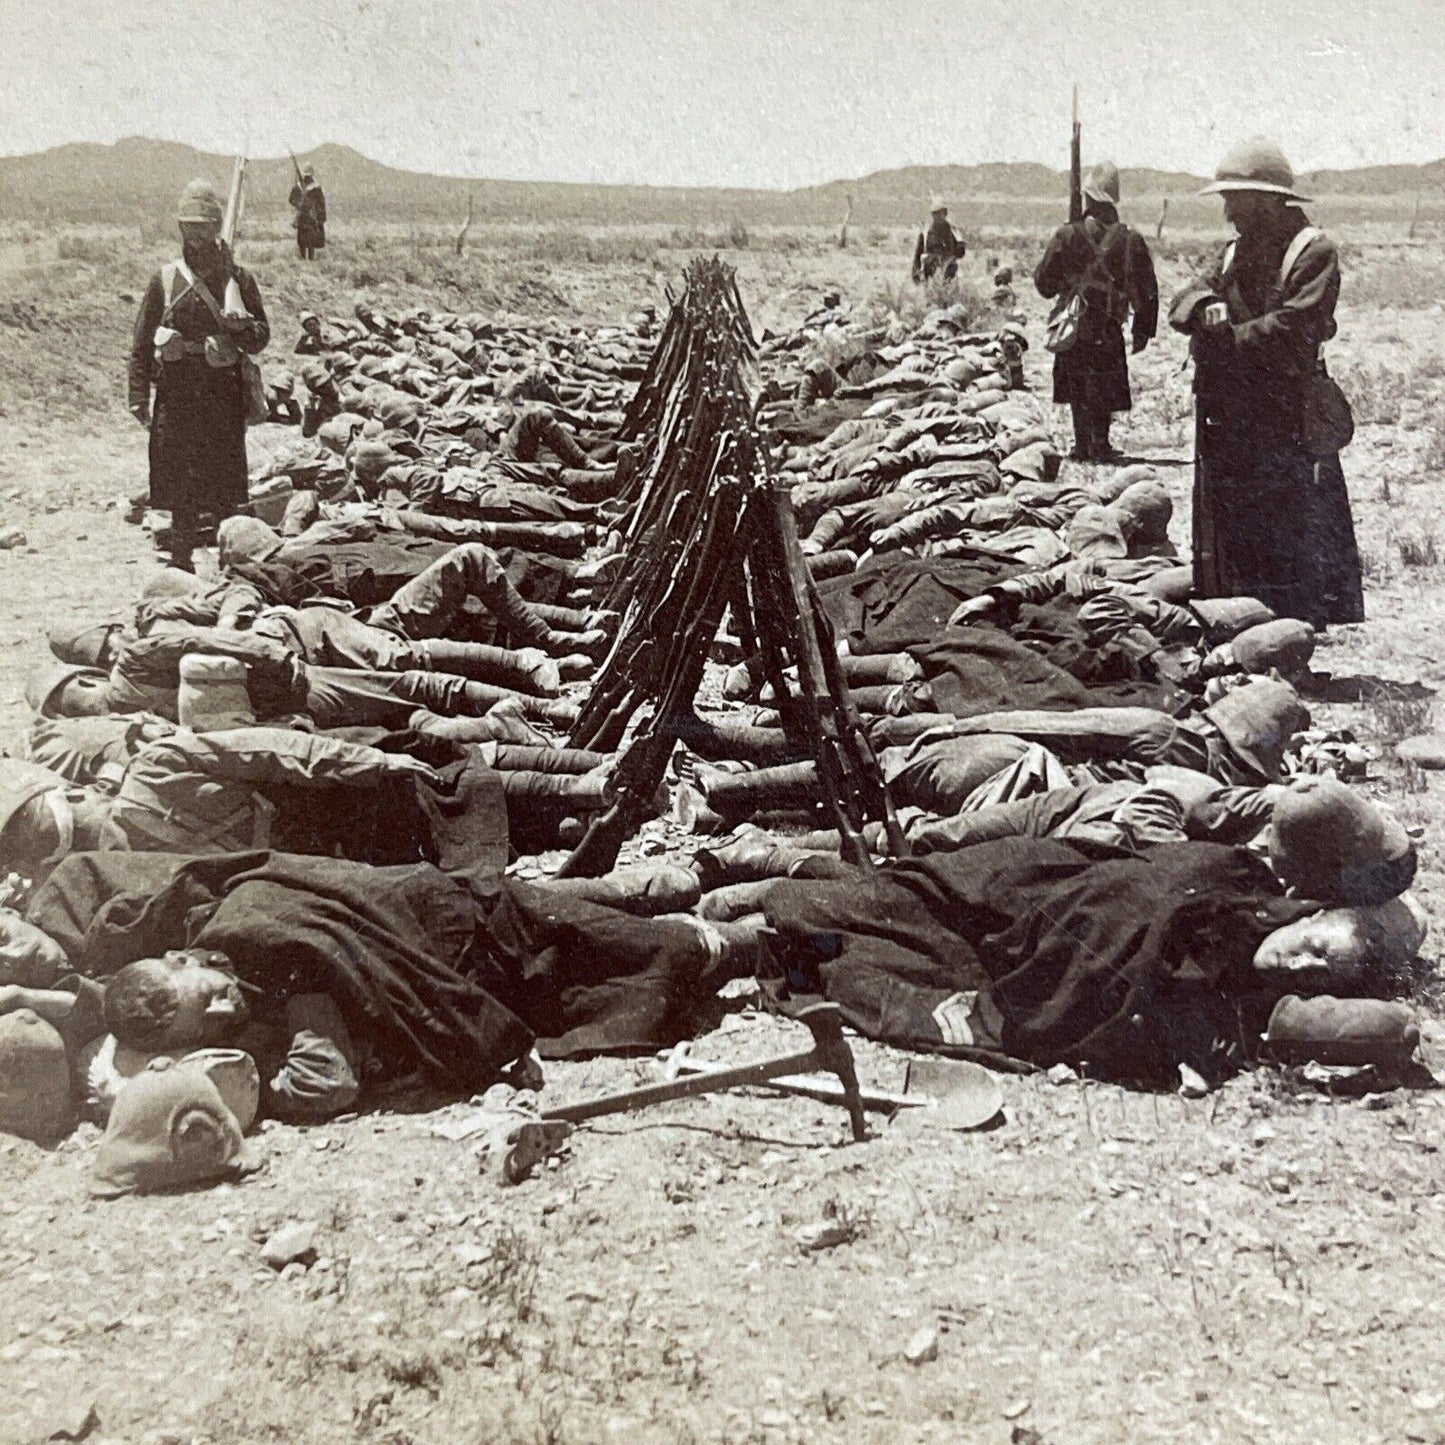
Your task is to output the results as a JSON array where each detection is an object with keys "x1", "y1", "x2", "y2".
[
  {"x1": 214, "y1": 518, "x2": 607, "y2": 645},
  {"x1": 26, "y1": 634, "x2": 576, "y2": 733},
  {"x1": 20, "y1": 850, "x2": 767, "y2": 1122},
  {"x1": 52, "y1": 606, "x2": 577, "y2": 701},
  {"x1": 750, "y1": 784, "x2": 1421, "y2": 1085},
  {"x1": 0, "y1": 730, "x2": 457, "y2": 877}
]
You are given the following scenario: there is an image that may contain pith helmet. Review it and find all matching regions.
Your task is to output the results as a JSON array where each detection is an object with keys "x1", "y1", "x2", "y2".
[
  {"x1": 177, "y1": 179, "x2": 225, "y2": 225},
  {"x1": 0, "y1": 758, "x2": 70, "y2": 848},
  {"x1": 1199, "y1": 140, "x2": 1312, "y2": 202},
  {"x1": 25, "y1": 662, "x2": 105, "y2": 718},
  {"x1": 1230, "y1": 618, "x2": 1316, "y2": 678},
  {"x1": 1083, "y1": 161, "x2": 1121, "y2": 206},
  {"x1": 0, "y1": 1011, "x2": 72, "y2": 1142},
  {"x1": 1269, "y1": 776, "x2": 1414, "y2": 906},
  {"x1": 930, "y1": 195, "x2": 947, "y2": 213},
  {"x1": 48, "y1": 621, "x2": 126, "y2": 669},
  {"x1": 1204, "y1": 678, "x2": 1309, "y2": 780}
]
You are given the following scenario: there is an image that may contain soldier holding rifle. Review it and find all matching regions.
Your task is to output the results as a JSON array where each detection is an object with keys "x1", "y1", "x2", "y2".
[
  {"x1": 127, "y1": 179, "x2": 270, "y2": 572},
  {"x1": 1034, "y1": 160, "x2": 1158, "y2": 463},
  {"x1": 289, "y1": 159, "x2": 327, "y2": 259}
]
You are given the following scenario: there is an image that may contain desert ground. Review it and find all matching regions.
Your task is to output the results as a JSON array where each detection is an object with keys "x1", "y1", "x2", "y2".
[{"x1": 2, "y1": 206, "x2": 1445, "y2": 1445}]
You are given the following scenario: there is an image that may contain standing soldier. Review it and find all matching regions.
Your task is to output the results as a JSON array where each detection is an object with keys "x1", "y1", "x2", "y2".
[
  {"x1": 912, "y1": 196, "x2": 965, "y2": 282},
  {"x1": 1034, "y1": 161, "x2": 1158, "y2": 462},
  {"x1": 1170, "y1": 140, "x2": 1364, "y2": 627},
  {"x1": 127, "y1": 180, "x2": 270, "y2": 573},
  {"x1": 289, "y1": 164, "x2": 327, "y2": 260}
]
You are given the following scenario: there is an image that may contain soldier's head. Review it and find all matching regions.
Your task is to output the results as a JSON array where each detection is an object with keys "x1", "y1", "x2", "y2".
[
  {"x1": 1254, "y1": 896, "x2": 1428, "y2": 996},
  {"x1": 103, "y1": 950, "x2": 249, "y2": 1054},
  {"x1": 26, "y1": 662, "x2": 112, "y2": 719},
  {"x1": 176, "y1": 179, "x2": 224, "y2": 250},
  {"x1": 1082, "y1": 161, "x2": 1121, "y2": 211},
  {"x1": 0, "y1": 762, "x2": 105, "y2": 876},
  {"x1": 1222, "y1": 191, "x2": 1290, "y2": 234},
  {"x1": 48, "y1": 621, "x2": 127, "y2": 670},
  {"x1": 1201, "y1": 139, "x2": 1310, "y2": 235}
]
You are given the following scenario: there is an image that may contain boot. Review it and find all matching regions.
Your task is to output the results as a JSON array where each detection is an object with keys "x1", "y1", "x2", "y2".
[
  {"x1": 407, "y1": 706, "x2": 551, "y2": 747},
  {"x1": 487, "y1": 573, "x2": 596, "y2": 660},
  {"x1": 669, "y1": 914, "x2": 770, "y2": 990},
  {"x1": 1094, "y1": 413, "x2": 1124, "y2": 464},
  {"x1": 692, "y1": 826, "x2": 819, "y2": 890}
]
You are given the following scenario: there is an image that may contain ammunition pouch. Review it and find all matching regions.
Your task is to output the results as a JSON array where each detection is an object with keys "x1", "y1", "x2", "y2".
[
  {"x1": 153, "y1": 327, "x2": 189, "y2": 364},
  {"x1": 205, "y1": 333, "x2": 241, "y2": 369}
]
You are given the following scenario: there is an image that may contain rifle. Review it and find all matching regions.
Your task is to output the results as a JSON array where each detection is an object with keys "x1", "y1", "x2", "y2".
[
  {"x1": 1068, "y1": 85, "x2": 1083, "y2": 224},
  {"x1": 220, "y1": 153, "x2": 248, "y2": 318},
  {"x1": 288, "y1": 150, "x2": 305, "y2": 190}
]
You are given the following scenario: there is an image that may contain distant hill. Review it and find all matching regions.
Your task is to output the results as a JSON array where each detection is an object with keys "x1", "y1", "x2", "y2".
[
  {"x1": 1300, "y1": 159, "x2": 1445, "y2": 194},
  {"x1": 1, "y1": 137, "x2": 1440, "y2": 226}
]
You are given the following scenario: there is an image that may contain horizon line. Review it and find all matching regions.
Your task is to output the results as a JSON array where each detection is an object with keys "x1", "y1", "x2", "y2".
[{"x1": 6, "y1": 134, "x2": 1444, "y2": 197}]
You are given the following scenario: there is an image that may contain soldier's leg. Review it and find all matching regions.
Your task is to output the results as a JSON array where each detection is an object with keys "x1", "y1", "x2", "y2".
[
  {"x1": 367, "y1": 542, "x2": 601, "y2": 656},
  {"x1": 417, "y1": 639, "x2": 565, "y2": 695},
  {"x1": 1094, "y1": 407, "x2": 1119, "y2": 460},
  {"x1": 303, "y1": 666, "x2": 574, "y2": 728},
  {"x1": 508, "y1": 408, "x2": 590, "y2": 468},
  {"x1": 169, "y1": 504, "x2": 198, "y2": 573}
]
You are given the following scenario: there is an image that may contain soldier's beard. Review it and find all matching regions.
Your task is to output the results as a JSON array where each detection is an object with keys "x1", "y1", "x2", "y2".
[{"x1": 182, "y1": 237, "x2": 222, "y2": 268}]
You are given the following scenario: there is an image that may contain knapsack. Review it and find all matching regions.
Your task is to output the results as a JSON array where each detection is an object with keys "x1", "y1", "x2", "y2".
[{"x1": 1044, "y1": 221, "x2": 1123, "y2": 355}]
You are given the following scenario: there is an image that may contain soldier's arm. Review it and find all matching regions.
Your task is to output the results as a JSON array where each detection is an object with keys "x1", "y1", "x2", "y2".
[
  {"x1": 1032, "y1": 228, "x2": 1071, "y2": 299},
  {"x1": 233, "y1": 269, "x2": 271, "y2": 355},
  {"x1": 127, "y1": 273, "x2": 164, "y2": 420},
  {"x1": 1130, "y1": 235, "x2": 1160, "y2": 345},
  {"x1": 215, "y1": 578, "x2": 267, "y2": 630},
  {"x1": 1168, "y1": 244, "x2": 1229, "y2": 334}
]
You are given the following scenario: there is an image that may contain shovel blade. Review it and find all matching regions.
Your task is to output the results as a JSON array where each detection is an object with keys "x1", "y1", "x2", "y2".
[{"x1": 897, "y1": 1057, "x2": 1005, "y2": 1133}]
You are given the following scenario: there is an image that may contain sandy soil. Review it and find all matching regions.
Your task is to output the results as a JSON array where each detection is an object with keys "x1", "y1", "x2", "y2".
[{"x1": 1, "y1": 224, "x2": 1444, "y2": 1445}]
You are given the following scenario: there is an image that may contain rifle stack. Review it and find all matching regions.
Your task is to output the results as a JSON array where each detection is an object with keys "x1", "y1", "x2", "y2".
[{"x1": 561, "y1": 257, "x2": 899, "y2": 876}]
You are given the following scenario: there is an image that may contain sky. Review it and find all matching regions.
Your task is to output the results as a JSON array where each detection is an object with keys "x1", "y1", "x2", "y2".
[{"x1": 5, "y1": 0, "x2": 1444, "y2": 189}]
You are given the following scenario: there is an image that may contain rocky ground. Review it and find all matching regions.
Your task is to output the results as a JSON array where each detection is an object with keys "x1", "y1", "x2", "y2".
[{"x1": 2, "y1": 222, "x2": 1445, "y2": 1444}]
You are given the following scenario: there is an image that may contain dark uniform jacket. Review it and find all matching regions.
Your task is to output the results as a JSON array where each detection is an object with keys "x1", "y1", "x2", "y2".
[
  {"x1": 128, "y1": 246, "x2": 269, "y2": 516},
  {"x1": 290, "y1": 182, "x2": 327, "y2": 249},
  {"x1": 1034, "y1": 209, "x2": 1158, "y2": 411},
  {"x1": 1171, "y1": 211, "x2": 1339, "y2": 446},
  {"x1": 1168, "y1": 210, "x2": 1363, "y2": 625}
]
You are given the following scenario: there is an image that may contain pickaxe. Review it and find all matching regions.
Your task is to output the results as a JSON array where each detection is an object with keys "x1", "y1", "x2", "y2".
[{"x1": 543, "y1": 1003, "x2": 867, "y2": 1141}]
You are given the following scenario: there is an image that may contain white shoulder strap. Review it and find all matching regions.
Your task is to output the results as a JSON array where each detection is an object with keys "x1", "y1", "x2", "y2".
[
  {"x1": 1221, "y1": 240, "x2": 1237, "y2": 276},
  {"x1": 160, "y1": 259, "x2": 199, "y2": 314},
  {"x1": 1279, "y1": 226, "x2": 1322, "y2": 287}
]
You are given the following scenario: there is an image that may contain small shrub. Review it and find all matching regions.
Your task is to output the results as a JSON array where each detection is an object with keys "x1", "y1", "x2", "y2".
[
  {"x1": 1395, "y1": 527, "x2": 1440, "y2": 569},
  {"x1": 1367, "y1": 688, "x2": 1433, "y2": 746},
  {"x1": 1420, "y1": 420, "x2": 1445, "y2": 474},
  {"x1": 1415, "y1": 351, "x2": 1445, "y2": 381},
  {"x1": 1358, "y1": 543, "x2": 1388, "y2": 583},
  {"x1": 56, "y1": 234, "x2": 112, "y2": 264}
]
